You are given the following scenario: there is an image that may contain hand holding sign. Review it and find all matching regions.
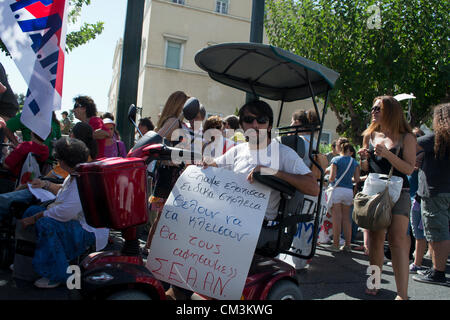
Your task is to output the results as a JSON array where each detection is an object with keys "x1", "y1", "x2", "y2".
[{"x1": 146, "y1": 165, "x2": 270, "y2": 300}]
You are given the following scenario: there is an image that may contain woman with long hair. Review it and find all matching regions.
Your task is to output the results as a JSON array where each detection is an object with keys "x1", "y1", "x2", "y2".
[
  {"x1": 412, "y1": 103, "x2": 450, "y2": 286},
  {"x1": 155, "y1": 91, "x2": 189, "y2": 139},
  {"x1": 358, "y1": 96, "x2": 416, "y2": 300},
  {"x1": 146, "y1": 91, "x2": 189, "y2": 243}
]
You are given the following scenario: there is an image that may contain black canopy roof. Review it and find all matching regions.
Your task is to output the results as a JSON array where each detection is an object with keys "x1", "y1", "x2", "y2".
[{"x1": 195, "y1": 43, "x2": 340, "y2": 102}]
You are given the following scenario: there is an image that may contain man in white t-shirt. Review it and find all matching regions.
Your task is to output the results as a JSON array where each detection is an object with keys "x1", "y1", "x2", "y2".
[{"x1": 205, "y1": 100, "x2": 319, "y2": 221}]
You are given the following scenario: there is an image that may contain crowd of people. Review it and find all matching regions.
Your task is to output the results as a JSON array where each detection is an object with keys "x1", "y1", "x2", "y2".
[
  {"x1": 0, "y1": 63, "x2": 448, "y2": 298},
  {"x1": 322, "y1": 98, "x2": 450, "y2": 300}
]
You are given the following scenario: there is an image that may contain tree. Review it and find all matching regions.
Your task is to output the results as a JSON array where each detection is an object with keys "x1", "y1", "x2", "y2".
[
  {"x1": 265, "y1": 0, "x2": 449, "y2": 143},
  {"x1": 14, "y1": 93, "x2": 26, "y2": 111},
  {"x1": 1, "y1": 0, "x2": 104, "y2": 55}
]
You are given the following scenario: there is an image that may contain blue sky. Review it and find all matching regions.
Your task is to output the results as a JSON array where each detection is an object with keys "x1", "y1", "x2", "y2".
[{"x1": 0, "y1": 0, "x2": 128, "y2": 115}]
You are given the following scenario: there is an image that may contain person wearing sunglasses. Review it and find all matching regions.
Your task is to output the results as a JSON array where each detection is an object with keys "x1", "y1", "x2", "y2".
[
  {"x1": 72, "y1": 95, "x2": 109, "y2": 159},
  {"x1": 204, "y1": 99, "x2": 319, "y2": 232},
  {"x1": 358, "y1": 96, "x2": 416, "y2": 300}
]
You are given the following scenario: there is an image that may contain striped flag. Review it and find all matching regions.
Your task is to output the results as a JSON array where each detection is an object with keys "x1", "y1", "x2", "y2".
[{"x1": 0, "y1": 0, "x2": 68, "y2": 139}]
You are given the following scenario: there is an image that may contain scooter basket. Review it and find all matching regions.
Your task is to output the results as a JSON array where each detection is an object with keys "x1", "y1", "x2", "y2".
[{"x1": 75, "y1": 157, "x2": 148, "y2": 230}]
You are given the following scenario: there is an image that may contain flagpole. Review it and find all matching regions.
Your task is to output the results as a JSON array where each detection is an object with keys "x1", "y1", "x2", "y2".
[{"x1": 115, "y1": 0, "x2": 145, "y2": 151}]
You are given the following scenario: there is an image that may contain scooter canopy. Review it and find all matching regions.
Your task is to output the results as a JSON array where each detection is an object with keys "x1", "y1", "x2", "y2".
[{"x1": 194, "y1": 42, "x2": 340, "y2": 102}]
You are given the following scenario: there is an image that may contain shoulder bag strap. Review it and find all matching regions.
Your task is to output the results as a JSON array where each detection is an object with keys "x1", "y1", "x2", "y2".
[
  {"x1": 335, "y1": 157, "x2": 353, "y2": 187},
  {"x1": 388, "y1": 134, "x2": 404, "y2": 180}
]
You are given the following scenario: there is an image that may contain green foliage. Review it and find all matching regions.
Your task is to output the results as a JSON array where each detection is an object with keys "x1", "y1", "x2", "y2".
[
  {"x1": 319, "y1": 143, "x2": 332, "y2": 155},
  {"x1": 14, "y1": 93, "x2": 26, "y2": 112},
  {"x1": 65, "y1": 21, "x2": 104, "y2": 52},
  {"x1": 0, "y1": 0, "x2": 104, "y2": 56},
  {"x1": 265, "y1": 0, "x2": 449, "y2": 144}
]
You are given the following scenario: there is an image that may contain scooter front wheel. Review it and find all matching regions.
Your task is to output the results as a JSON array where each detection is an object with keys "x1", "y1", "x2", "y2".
[{"x1": 266, "y1": 280, "x2": 303, "y2": 300}]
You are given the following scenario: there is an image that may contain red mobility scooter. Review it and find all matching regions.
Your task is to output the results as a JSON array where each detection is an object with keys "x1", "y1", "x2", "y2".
[{"x1": 74, "y1": 42, "x2": 339, "y2": 300}]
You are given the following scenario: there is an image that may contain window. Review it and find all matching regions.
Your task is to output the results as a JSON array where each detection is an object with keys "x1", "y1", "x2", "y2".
[
  {"x1": 172, "y1": 0, "x2": 185, "y2": 4},
  {"x1": 140, "y1": 38, "x2": 146, "y2": 71},
  {"x1": 165, "y1": 41, "x2": 182, "y2": 69},
  {"x1": 215, "y1": 0, "x2": 229, "y2": 14},
  {"x1": 319, "y1": 131, "x2": 332, "y2": 145}
]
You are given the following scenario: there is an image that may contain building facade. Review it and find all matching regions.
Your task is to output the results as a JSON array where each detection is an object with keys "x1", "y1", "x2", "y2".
[{"x1": 108, "y1": 0, "x2": 340, "y2": 144}]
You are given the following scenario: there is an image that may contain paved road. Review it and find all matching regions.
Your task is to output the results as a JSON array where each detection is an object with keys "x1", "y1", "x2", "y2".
[
  {"x1": 297, "y1": 242, "x2": 449, "y2": 300},
  {"x1": 0, "y1": 238, "x2": 448, "y2": 300}
]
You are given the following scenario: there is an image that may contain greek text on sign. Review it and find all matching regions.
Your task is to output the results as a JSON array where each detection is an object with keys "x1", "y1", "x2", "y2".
[{"x1": 146, "y1": 165, "x2": 270, "y2": 300}]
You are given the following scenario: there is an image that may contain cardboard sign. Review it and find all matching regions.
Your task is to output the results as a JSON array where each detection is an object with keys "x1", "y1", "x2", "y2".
[
  {"x1": 277, "y1": 190, "x2": 327, "y2": 269},
  {"x1": 146, "y1": 165, "x2": 270, "y2": 300}
]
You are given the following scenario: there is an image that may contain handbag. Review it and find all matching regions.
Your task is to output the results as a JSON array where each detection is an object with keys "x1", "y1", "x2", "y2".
[
  {"x1": 152, "y1": 163, "x2": 182, "y2": 199},
  {"x1": 326, "y1": 157, "x2": 353, "y2": 211},
  {"x1": 353, "y1": 144, "x2": 401, "y2": 230}
]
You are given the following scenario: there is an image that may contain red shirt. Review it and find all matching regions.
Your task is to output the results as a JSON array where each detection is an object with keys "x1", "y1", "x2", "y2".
[
  {"x1": 89, "y1": 117, "x2": 107, "y2": 159},
  {"x1": 4, "y1": 141, "x2": 49, "y2": 176}
]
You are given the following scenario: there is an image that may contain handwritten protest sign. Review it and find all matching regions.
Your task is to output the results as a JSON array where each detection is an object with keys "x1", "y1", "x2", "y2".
[{"x1": 146, "y1": 165, "x2": 270, "y2": 300}]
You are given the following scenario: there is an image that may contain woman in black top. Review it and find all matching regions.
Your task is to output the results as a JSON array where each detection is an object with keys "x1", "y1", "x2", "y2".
[{"x1": 358, "y1": 96, "x2": 416, "y2": 300}]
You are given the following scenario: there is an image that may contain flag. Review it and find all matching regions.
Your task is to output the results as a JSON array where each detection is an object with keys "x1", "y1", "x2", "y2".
[{"x1": 0, "y1": 0, "x2": 69, "y2": 139}]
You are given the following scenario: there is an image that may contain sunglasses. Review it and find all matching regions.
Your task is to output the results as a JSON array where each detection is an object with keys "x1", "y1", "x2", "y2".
[
  {"x1": 371, "y1": 106, "x2": 381, "y2": 113},
  {"x1": 73, "y1": 103, "x2": 82, "y2": 109},
  {"x1": 242, "y1": 115, "x2": 269, "y2": 124}
]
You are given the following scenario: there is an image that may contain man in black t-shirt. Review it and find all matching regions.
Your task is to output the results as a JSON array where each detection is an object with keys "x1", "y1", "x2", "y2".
[{"x1": 413, "y1": 114, "x2": 450, "y2": 286}]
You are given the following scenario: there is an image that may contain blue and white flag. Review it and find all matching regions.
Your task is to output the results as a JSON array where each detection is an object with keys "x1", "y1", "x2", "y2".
[{"x1": 0, "y1": 0, "x2": 69, "y2": 139}]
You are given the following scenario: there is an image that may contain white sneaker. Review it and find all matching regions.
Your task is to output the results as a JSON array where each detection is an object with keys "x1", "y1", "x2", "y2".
[{"x1": 34, "y1": 277, "x2": 60, "y2": 289}]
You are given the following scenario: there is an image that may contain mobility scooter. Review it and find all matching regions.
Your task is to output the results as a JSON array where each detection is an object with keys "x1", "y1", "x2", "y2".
[{"x1": 74, "y1": 42, "x2": 339, "y2": 300}]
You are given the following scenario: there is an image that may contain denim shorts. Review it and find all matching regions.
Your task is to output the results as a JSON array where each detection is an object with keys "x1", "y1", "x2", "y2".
[
  {"x1": 410, "y1": 198, "x2": 425, "y2": 240},
  {"x1": 421, "y1": 193, "x2": 450, "y2": 242}
]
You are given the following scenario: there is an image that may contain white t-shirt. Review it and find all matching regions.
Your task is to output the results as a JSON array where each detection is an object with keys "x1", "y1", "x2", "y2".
[
  {"x1": 44, "y1": 176, "x2": 109, "y2": 251},
  {"x1": 214, "y1": 139, "x2": 311, "y2": 220},
  {"x1": 203, "y1": 135, "x2": 235, "y2": 159}
]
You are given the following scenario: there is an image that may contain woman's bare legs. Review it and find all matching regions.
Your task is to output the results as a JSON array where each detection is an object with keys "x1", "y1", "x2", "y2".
[
  {"x1": 387, "y1": 214, "x2": 411, "y2": 300},
  {"x1": 363, "y1": 229, "x2": 370, "y2": 255},
  {"x1": 341, "y1": 204, "x2": 352, "y2": 247},
  {"x1": 331, "y1": 203, "x2": 342, "y2": 247},
  {"x1": 366, "y1": 229, "x2": 386, "y2": 295},
  {"x1": 414, "y1": 239, "x2": 427, "y2": 266}
]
